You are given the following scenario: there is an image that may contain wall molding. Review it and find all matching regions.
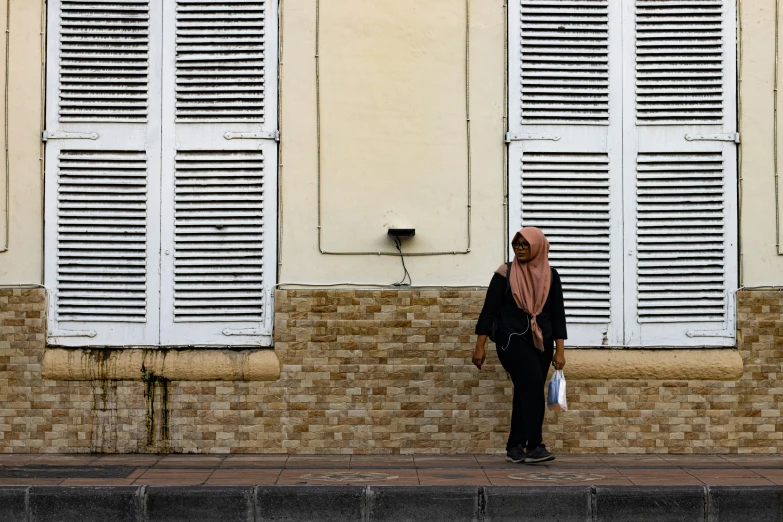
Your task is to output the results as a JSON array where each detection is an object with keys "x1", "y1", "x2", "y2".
[{"x1": 41, "y1": 348, "x2": 281, "y2": 382}]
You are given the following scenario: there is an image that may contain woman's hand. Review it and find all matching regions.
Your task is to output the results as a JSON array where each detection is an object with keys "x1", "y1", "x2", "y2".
[
  {"x1": 553, "y1": 338, "x2": 566, "y2": 370},
  {"x1": 552, "y1": 351, "x2": 566, "y2": 370},
  {"x1": 473, "y1": 335, "x2": 488, "y2": 369}
]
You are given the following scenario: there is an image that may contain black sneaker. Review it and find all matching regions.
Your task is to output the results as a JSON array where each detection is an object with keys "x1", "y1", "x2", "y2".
[
  {"x1": 505, "y1": 445, "x2": 527, "y2": 463},
  {"x1": 524, "y1": 444, "x2": 555, "y2": 464}
]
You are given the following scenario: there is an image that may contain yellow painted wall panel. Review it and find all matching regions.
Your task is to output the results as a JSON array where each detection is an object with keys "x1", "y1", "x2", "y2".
[
  {"x1": 319, "y1": 0, "x2": 468, "y2": 254},
  {"x1": 0, "y1": 0, "x2": 44, "y2": 285},
  {"x1": 279, "y1": 0, "x2": 506, "y2": 285},
  {"x1": 739, "y1": 0, "x2": 783, "y2": 286}
]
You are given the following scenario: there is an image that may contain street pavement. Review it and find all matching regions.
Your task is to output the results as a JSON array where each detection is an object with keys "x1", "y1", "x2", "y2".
[
  {"x1": 0, "y1": 453, "x2": 782, "y2": 486},
  {"x1": 1, "y1": 454, "x2": 783, "y2": 521}
]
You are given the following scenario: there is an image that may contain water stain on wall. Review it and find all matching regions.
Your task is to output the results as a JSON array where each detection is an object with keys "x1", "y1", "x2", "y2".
[
  {"x1": 85, "y1": 349, "x2": 119, "y2": 453},
  {"x1": 89, "y1": 379, "x2": 118, "y2": 452},
  {"x1": 143, "y1": 367, "x2": 171, "y2": 454},
  {"x1": 82, "y1": 349, "x2": 173, "y2": 453}
]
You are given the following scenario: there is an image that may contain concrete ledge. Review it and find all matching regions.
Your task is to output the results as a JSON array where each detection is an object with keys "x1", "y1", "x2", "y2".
[
  {"x1": 484, "y1": 486, "x2": 591, "y2": 522},
  {"x1": 29, "y1": 486, "x2": 140, "y2": 522},
  {"x1": 41, "y1": 348, "x2": 281, "y2": 381},
  {"x1": 2, "y1": 485, "x2": 781, "y2": 521},
  {"x1": 257, "y1": 486, "x2": 365, "y2": 521},
  {"x1": 564, "y1": 349, "x2": 744, "y2": 381},
  {"x1": 595, "y1": 486, "x2": 706, "y2": 522},
  {"x1": 0, "y1": 487, "x2": 27, "y2": 522},
  {"x1": 147, "y1": 486, "x2": 254, "y2": 522},
  {"x1": 367, "y1": 486, "x2": 478, "y2": 522},
  {"x1": 41, "y1": 346, "x2": 741, "y2": 382},
  {"x1": 707, "y1": 486, "x2": 783, "y2": 522}
]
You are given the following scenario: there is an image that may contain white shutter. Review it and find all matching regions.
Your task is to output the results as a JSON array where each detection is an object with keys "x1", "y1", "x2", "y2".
[
  {"x1": 509, "y1": 0, "x2": 624, "y2": 346},
  {"x1": 158, "y1": 0, "x2": 278, "y2": 346},
  {"x1": 45, "y1": 0, "x2": 162, "y2": 346},
  {"x1": 622, "y1": 0, "x2": 737, "y2": 346},
  {"x1": 173, "y1": 0, "x2": 267, "y2": 123},
  {"x1": 57, "y1": 0, "x2": 150, "y2": 123}
]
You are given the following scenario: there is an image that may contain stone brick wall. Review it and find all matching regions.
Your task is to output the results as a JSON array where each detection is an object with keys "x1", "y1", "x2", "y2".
[{"x1": 0, "y1": 287, "x2": 781, "y2": 454}]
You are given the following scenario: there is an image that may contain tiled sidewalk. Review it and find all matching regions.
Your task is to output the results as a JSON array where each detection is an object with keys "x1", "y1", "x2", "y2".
[{"x1": 0, "y1": 454, "x2": 782, "y2": 487}]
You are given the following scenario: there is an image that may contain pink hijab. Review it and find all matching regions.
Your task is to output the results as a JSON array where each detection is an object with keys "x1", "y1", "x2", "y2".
[{"x1": 495, "y1": 227, "x2": 551, "y2": 351}]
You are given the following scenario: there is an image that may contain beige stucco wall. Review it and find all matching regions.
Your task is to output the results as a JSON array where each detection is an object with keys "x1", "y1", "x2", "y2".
[
  {"x1": 740, "y1": 0, "x2": 783, "y2": 286},
  {"x1": 279, "y1": 0, "x2": 505, "y2": 286},
  {"x1": 0, "y1": 0, "x2": 44, "y2": 285},
  {"x1": 1, "y1": 0, "x2": 763, "y2": 290}
]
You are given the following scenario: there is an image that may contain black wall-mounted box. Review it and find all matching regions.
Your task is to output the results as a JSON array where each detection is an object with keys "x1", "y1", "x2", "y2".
[{"x1": 387, "y1": 228, "x2": 415, "y2": 237}]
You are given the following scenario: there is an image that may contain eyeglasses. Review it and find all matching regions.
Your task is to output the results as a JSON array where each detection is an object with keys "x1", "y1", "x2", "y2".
[{"x1": 511, "y1": 242, "x2": 529, "y2": 250}]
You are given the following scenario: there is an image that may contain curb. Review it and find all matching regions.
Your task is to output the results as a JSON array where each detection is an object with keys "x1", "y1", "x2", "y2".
[{"x1": 0, "y1": 485, "x2": 781, "y2": 521}]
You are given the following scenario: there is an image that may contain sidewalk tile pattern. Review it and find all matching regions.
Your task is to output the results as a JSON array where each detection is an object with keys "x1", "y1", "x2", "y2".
[{"x1": 0, "y1": 454, "x2": 781, "y2": 486}]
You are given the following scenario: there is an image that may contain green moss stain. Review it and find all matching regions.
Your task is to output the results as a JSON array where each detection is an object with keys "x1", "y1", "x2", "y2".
[
  {"x1": 88, "y1": 379, "x2": 119, "y2": 453},
  {"x1": 85, "y1": 349, "x2": 120, "y2": 453},
  {"x1": 142, "y1": 366, "x2": 171, "y2": 453}
]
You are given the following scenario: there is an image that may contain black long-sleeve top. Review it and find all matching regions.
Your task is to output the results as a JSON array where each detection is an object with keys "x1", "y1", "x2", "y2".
[{"x1": 475, "y1": 267, "x2": 567, "y2": 349}]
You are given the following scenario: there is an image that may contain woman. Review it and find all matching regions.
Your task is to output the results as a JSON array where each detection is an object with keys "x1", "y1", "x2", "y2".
[{"x1": 472, "y1": 227, "x2": 567, "y2": 464}]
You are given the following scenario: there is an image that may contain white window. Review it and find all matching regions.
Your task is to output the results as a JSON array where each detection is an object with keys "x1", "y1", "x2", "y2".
[
  {"x1": 44, "y1": 0, "x2": 278, "y2": 347},
  {"x1": 508, "y1": 0, "x2": 737, "y2": 347}
]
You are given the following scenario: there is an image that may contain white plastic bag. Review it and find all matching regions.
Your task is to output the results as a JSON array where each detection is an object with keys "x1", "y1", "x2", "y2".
[{"x1": 547, "y1": 369, "x2": 568, "y2": 412}]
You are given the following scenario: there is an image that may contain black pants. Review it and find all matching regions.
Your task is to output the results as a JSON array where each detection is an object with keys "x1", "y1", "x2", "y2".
[{"x1": 496, "y1": 337, "x2": 554, "y2": 451}]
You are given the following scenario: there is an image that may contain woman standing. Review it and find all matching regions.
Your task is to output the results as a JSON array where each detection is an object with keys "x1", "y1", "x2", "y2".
[{"x1": 472, "y1": 227, "x2": 567, "y2": 464}]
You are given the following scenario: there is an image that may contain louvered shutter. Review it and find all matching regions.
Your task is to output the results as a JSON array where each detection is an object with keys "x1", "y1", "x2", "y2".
[
  {"x1": 508, "y1": 0, "x2": 624, "y2": 346},
  {"x1": 158, "y1": 0, "x2": 278, "y2": 346},
  {"x1": 621, "y1": 0, "x2": 737, "y2": 346},
  {"x1": 44, "y1": 0, "x2": 163, "y2": 346}
]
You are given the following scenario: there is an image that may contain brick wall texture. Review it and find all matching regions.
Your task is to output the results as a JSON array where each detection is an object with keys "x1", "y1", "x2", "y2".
[{"x1": 0, "y1": 287, "x2": 781, "y2": 454}]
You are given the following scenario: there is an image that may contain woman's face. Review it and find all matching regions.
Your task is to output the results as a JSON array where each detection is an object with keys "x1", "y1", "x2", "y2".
[{"x1": 512, "y1": 238, "x2": 532, "y2": 263}]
